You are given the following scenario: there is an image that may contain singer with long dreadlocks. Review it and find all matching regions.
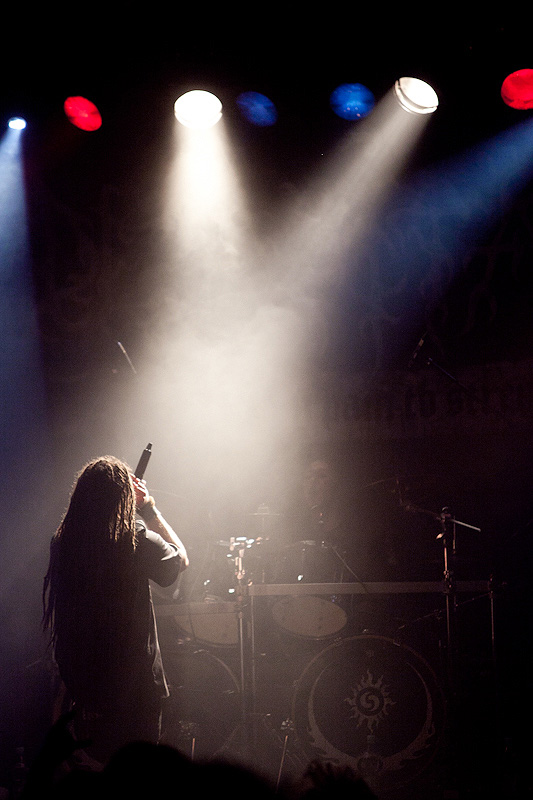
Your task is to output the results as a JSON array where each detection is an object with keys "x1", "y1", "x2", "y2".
[{"x1": 42, "y1": 455, "x2": 189, "y2": 764}]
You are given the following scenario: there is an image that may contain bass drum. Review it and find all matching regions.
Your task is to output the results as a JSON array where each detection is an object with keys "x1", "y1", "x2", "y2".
[
  {"x1": 291, "y1": 635, "x2": 445, "y2": 796},
  {"x1": 162, "y1": 648, "x2": 241, "y2": 760}
]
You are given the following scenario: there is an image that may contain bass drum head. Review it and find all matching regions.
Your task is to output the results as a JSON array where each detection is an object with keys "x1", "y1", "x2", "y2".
[
  {"x1": 162, "y1": 649, "x2": 240, "y2": 760},
  {"x1": 291, "y1": 635, "x2": 445, "y2": 795}
]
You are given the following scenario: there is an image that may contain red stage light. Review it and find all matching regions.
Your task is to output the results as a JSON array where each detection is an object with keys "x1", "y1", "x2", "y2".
[
  {"x1": 64, "y1": 96, "x2": 102, "y2": 131},
  {"x1": 501, "y1": 69, "x2": 533, "y2": 110}
]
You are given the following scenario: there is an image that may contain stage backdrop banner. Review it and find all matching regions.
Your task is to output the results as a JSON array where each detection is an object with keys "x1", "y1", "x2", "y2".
[{"x1": 300, "y1": 359, "x2": 533, "y2": 442}]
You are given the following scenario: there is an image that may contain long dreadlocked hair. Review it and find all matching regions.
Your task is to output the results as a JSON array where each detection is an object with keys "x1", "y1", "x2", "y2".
[{"x1": 43, "y1": 456, "x2": 139, "y2": 710}]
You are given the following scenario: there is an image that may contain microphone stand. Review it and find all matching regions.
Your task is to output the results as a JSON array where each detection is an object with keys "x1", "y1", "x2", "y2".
[
  {"x1": 422, "y1": 354, "x2": 501, "y2": 422},
  {"x1": 425, "y1": 356, "x2": 468, "y2": 392}
]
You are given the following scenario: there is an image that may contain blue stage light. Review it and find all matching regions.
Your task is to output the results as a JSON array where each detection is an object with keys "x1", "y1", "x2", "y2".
[
  {"x1": 236, "y1": 91, "x2": 278, "y2": 126},
  {"x1": 330, "y1": 83, "x2": 375, "y2": 120}
]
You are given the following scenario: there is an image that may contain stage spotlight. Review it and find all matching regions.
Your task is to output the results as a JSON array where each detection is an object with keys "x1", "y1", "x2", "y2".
[
  {"x1": 236, "y1": 91, "x2": 278, "y2": 126},
  {"x1": 64, "y1": 97, "x2": 102, "y2": 131},
  {"x1": 394, "y1": 77, "x2": 438, "y2": 115},
  {"x1": 501, "y1": 69, "x2": 533, "y2": 109},
  {"x1": 330, "y1": 83, "x2": 375, "y2": 120},
  {"x1": 174, "y1": 91, "x2": 222, "y2": 128},
  {"x1": 8, "y1": 117, "x2": 27, "y2": 130}
]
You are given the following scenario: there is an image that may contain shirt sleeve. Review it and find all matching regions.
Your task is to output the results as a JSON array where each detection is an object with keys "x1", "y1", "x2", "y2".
[{"x1": 135, "y1": 520, "x2": 184, "y2": 586}]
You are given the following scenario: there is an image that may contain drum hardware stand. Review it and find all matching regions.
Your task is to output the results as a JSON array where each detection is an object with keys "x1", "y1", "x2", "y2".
[
  {"x1": 330, "y1": 545, "x2": 372, "y2": 620},
  {"x1": 276, "y1": 719, "x2": 293, "y2": 788},
  {"x1": 435, "y1": 507, "x2": 482, "y2": 693},
  {"x1": 174, "y1": 720, "x2": 199, "y2": 761},
  {"x1": 248, "y1": 590, "x2": 308, "y2": 789},
  {"x1": 437, "y1": 507, "x2": 457, "y2": 692},
  {"x1": 226, "y1": 541, "x2": 305, "y2": 784},
  {"x1": 331, "y1": 545, "x2": 369, "y2": 589},
  {"x1": 275, "y1": 718, "x2": 308, "y2": 791},
  {"x1": 227, "y1": 536, "x2": 256, "y2": 763},
  {"x1": 410, "y1": 352, "x2": 494, "y2": 667},
  {"x1": 433, "y1": 506, "x2": 487, "y2": 797},
  {"x1": 211, "y1": 533, "x2": 278, "y2": 768},
  {"x1": 401, "y1": 499, "x2": 482, "y2": 690}
]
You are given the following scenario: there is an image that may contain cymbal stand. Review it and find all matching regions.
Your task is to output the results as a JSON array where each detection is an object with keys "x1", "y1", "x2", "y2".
[
  {"x1": 248, "y1": 586, "x2": 307, "y2": 787},
  {"x1": 436, "y1": 508, "x2": 481, "y2": 693},
  {"x1": 437, "y1": 508, "x2": 457, "y2": 691},
  {"x1": 229, "y1": 537, "x2": 252, "y2": 758},
  {"x1": 228, "y1": 538, "x2": 294, "y2": 777}
]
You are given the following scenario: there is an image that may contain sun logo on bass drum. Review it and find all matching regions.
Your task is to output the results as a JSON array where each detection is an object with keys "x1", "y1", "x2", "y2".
[{"x1": 345, "y1": 670, "x2": 396, "y2": 733}]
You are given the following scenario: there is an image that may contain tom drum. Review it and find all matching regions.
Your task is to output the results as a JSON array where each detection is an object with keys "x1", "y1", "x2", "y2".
[{"x1": 271, "y1": 541, "x2": 348, "y2": 638}]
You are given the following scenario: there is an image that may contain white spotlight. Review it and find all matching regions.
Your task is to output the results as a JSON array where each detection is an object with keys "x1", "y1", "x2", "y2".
[
  {"x1": 394, "y1": 78, "x2": 439, "y2": 115},
  {"x1": 8, "y1": 117, "x2": 27, "y2": 130},
  {"x1": 174, "y1": 90, "x2": 223, "y2": 129}
]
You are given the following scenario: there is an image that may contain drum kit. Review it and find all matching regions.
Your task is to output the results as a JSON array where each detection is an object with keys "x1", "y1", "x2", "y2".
[
  {"x1": 158, "y1": 500, "x2": 494, "y2": 794},
  {"x1": 168, "y1": 501, "x2": 487, "y2": 645},
  {"x1": 172, "y1": 506, "x2": 351, "y2": 645}
]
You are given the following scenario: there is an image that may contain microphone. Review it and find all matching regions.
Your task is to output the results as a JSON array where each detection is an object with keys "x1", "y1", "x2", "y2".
[
  {"x1": 408, "y1": 331, "x2": 427, "y2": 369},
  {"x1": 134, "y1": 443, "x2": 152, "y2": 479}
]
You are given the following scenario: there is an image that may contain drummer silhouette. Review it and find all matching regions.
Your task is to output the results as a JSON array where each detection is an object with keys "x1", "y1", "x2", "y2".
[
  {"x1": 265, "y1": 457, "x2": 357, "y2": 638},
  {"x1": 284, "y1": 458, "x2": 351, "y2": 547},
  {"x1": 276, "y1": 457, "x2": 357, "y2": 585},
  {"x1": 302, "y1": 459, "x2": 343, "y2": 537}
]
